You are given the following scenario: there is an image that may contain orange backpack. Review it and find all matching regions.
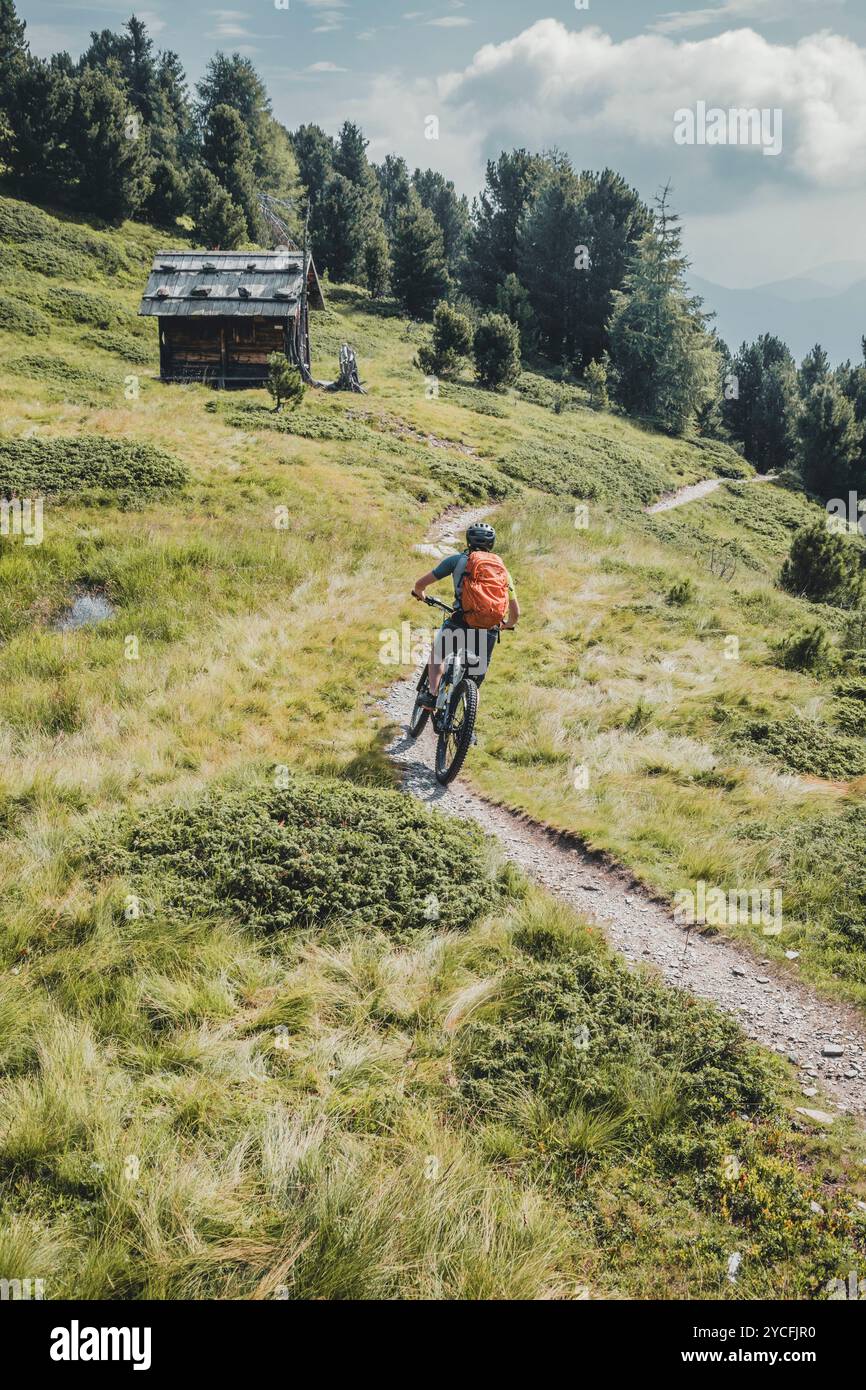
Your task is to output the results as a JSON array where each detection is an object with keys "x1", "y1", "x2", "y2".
[{"x1": 460, "y1": 550, "x2": 510, "y2": 629}]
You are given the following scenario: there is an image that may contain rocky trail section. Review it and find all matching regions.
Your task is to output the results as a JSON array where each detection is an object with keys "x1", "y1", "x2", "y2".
[{"x1": 383, "y1": 504, "x2": 866, "y2": 1120}]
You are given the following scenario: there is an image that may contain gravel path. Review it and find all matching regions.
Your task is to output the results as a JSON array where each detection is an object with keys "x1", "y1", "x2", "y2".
[
  {"x1": 646, "y1": 472, "x2": 777, "y2": 514},
  {"x1": 383, "y1": 505, "x2": 866, "y2": 1120}
]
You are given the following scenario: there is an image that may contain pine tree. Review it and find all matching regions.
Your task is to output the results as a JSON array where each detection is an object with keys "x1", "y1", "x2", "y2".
[
  {"x1": 267, "y1": 353, "x2": 304, "y2": 411},
  {"x1": 202, "y1": 103, "x2": 264, "y2": 241},
  {"x1": 376, "y1": 154, "x2": 411, "y2": 237},
  {"x1": 571, "y1": 168, "x2": 652, "y2": 367},
  {"x1": 473, "y1": 313, "x2": 521, "y2": 388},
  {"x1": 2, "y1": 55, "x2": 75, "y2": 199},
  {"x1": 0, "y1": 0, "x2": 27, "y2": 127},
  {"x1": 67, "y1": 66, "x2": 151, "y2": 221},
  {"x1": 799, "y1": 343, "x2": 830, "y2": 399},
  {"x1": 724, "y1": 334, "x2": 799, "y2": 470},
  {"x1": 292, "y1": 122, "x2": 334, "y2": 203},
  {"x1": 585, "y1": 358, "x2": 609, "y2": 411},
  {"x1": 412, "y1": 168, "x2": 469, "y2": 278},
  {"x1": 798, "y1": 380, "x2": 862, "y2": 501},
  {"x1": 144, "y1": 157, "x2": 188, "y2": 226},
  {"x1": 781, "y1": 520, "x2": 864, "y2": 606},
  {"x1": 391, "y1": 194, "x2": 450, "y2": 318},
  {"x1": 363, "y1": 224, "x2": 391, "y2": 299},
  {"x1": 188, "y1": 165, "x2": 247, "y2": 248},
  {"x1": 313, "y1": 173, "x2": 375, "y2": 283},
  {"x1": 333, "y1": 120, "x2": 378, "y2": 201},
  {"x1": 416, "y1": 301, "x2": 474, "y2": 376},
  {"x1": 518, "y1": 160, "x2": 584, "y2": 363},
  {"x1": 462, "y1": 149, "x2": 545, "y2": 306},
  {"x1": 495, "y1": 273, "x2": 536, "y2": 348},
  {"x1": 197, "y1": 53, "x2": 300, "y2": 206},
  {"x1": 608, "y1": 185, "x2": 717, "y2": 434}
]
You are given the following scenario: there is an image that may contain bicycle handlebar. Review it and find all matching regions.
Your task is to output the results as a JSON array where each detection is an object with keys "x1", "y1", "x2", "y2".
[{"x1": 412, "y1": 591, "x2": 456, "y2": 615}]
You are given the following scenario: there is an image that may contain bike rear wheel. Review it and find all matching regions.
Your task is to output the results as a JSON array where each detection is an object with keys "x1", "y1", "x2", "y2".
[
  {"x1": 435, "y1": 678, "x2": 477, "y2": 785},
  {"x1": 408, "y1": 668, "x2": 430, "y2": 738}
]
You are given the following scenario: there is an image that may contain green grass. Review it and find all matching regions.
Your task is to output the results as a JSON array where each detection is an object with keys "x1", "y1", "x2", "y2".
[{"x1": 1, "y1": 192, "x2": 865, "y2": 1300}]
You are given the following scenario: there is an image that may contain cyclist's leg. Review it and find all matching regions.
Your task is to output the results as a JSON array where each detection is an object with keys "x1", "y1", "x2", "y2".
[
  {"x1": 428, "y1": 619, "x2": 451, "y2": 696},
  {"x1": 466, "y1": 627, "x2": 498, "y2": 685},
  {"x1": 430, "y1": 619, "x2": 465, "y2": 695}
]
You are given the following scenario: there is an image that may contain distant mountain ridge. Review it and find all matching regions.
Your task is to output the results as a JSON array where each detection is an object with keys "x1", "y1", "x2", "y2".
[{"x1": 689, "y1": 261, "x2": 866, "y2": 366}]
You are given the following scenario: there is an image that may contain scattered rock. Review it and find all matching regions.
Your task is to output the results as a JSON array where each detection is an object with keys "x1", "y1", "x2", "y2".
[{"x1": 796, "y1": 1108, "x2": 835, "y2": 1126}]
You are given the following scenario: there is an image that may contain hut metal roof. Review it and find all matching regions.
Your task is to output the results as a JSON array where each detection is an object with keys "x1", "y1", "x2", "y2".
[{"x1": 138, "y1": 250, "x2": 325, "y2": 318}]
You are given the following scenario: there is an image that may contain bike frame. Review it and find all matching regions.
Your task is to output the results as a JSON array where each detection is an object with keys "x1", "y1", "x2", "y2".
[{"x1": 420, "y1": 594, "x2": 469, "y2": 730}]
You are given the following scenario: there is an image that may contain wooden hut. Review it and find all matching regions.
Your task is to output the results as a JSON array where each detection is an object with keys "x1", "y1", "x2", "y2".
[{"x1": 138, "y1": 250, "x2": 325, "y2": 387}]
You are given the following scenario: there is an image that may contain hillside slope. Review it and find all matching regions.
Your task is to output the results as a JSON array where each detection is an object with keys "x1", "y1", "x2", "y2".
[{"x1": 1, "y1": 195, "x2": 865, "y2": 1301}]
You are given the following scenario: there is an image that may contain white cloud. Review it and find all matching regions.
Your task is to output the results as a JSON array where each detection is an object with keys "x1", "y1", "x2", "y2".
[
  {"x1": 652, "y1": 0, "x2": 845, "y2": 34},
  {"x1": 136, "y1": 11, "x2": 167, "y2": 36},
  {"x1": 426, "y1": 16, "x2": 473, "y2": 27},
  {"x1": 438, "y1": 20, "x2": 866, "y2": 189},
  {"x1": 210, "y1": 9, "x2": 252, "y2": 40},
  {"x1": 307, "y1": 61, "x2": 347, "y2": 72}
]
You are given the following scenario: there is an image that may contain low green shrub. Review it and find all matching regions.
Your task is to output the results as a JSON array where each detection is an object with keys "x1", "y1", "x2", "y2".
[
  {"x1": 835, "y1": 677, "x2": 866, "y2": 703},
  {"x1": 438, "y1": 382, "x2": 509, "y2": 418},
  {"x1": 0, "y1": 299, "x2": 49, "y2": 335},
  {"x1": 776, "y1": 625, "x2": 837, "y2": 675},
  {"x1": 667, "y1": 578, "x2": 695, "y2": 606},
  {"x1": 80, "y1": 330, "x2": 156, "y2": 365},
  {"x1": 6, "y1": 353, "x2": 117, "y2": 403},
  {"x1": 833, "y1": 697, "x2": 865, "y2": 737},
  {"x1": 729, "y1": 713, "x2": 866, "y2": 779},
  {"x1": 0, "y1": 436, "x2": 188, "y2": 501},
  {"x1": 780, "y1": 521, "x2": 864, "y2": 606},
  {"x1": 87, "y1": 774, "x2": 495, "y2": 937},
  {"x1": 499, "y1": 436, "x2": 673, "y2": 506},
  {"x1": 42, "y1": 287, "x2": 131, "y2": 330},
  {"x1": 772, "y1": 804, "x2": 866, "y2": 950},
  {"x1": 228, "y1": 406, "x2": 366, "y2": 443}
]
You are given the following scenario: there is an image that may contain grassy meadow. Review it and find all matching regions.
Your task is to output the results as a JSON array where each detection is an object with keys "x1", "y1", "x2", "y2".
[{"x1": 1, "y1": 194, "x2": 865, "y2": 1300}]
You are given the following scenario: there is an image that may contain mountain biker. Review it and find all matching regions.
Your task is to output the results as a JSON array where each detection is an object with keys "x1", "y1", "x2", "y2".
[{"x1": 411, "y1": 521, "x2": 519, "y2": 710}]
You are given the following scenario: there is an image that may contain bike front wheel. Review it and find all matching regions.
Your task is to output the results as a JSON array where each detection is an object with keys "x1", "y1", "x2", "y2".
[
  {"x1": 435, "y1": 678, "x2": 478, "y2": 785},
  {"x1": 408, "y1": 668, "x2": 430, "y2": 738}
]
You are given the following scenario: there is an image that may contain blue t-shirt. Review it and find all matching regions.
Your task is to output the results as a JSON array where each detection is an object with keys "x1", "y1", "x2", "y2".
[{"x1": 432, "y1": 551, "x2": 516, "y2": 605}]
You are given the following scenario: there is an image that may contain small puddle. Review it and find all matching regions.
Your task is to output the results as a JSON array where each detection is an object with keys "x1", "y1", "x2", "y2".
[{"x1": 53, "y1": 590, "x2": 115, "y2": 632}]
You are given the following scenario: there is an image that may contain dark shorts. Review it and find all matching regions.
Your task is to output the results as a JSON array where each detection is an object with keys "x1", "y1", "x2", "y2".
[{"x1": 433, "y1": 616, "x2": 498, "y2": 683}]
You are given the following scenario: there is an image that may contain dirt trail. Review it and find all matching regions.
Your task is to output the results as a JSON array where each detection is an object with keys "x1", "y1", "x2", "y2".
[
  {"x1": 383, "y1": 504, "x2": 866, "y2": 1119},
  {"x1": 646, "y1": 471, "x2": 777, "y2": 514}
]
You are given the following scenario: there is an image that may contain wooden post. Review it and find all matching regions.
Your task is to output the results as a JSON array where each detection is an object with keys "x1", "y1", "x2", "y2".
[{"x1": 219, "y1": 323, "x2": 227, "y2": 389}]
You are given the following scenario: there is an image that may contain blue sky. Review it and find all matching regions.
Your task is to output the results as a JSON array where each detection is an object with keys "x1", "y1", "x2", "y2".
[{"x1": 17, "y1": 1, "x2": 866, "y2": 287}]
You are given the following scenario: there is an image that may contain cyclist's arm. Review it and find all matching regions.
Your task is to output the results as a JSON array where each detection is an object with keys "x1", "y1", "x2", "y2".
[
  {"x1": 412, "y1": 570, "x2": 438, "y2": 600},
  {"x1": 502, "y1": 595, "x2": 520, "y2": 630},
  {"x1": 413, "y1": 553, "x2": 460, "y2": 600}
]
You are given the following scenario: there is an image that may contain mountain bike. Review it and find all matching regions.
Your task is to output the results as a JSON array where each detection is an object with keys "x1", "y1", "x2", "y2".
[{"x1": 408, "y1": 594, "x2": 499, "y2": 786}]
